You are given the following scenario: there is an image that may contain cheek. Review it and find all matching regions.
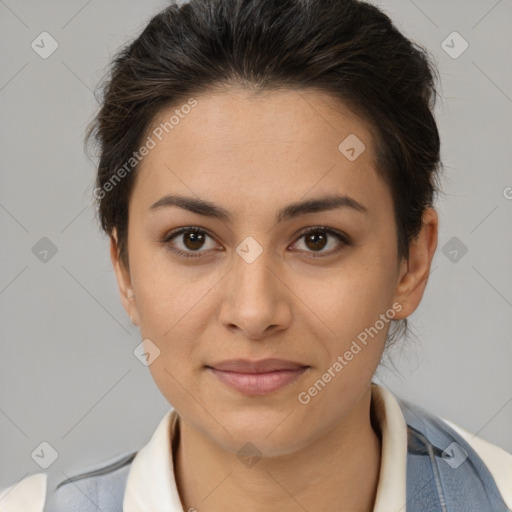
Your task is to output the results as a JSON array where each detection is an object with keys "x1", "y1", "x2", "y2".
[
  {"x1": 294, "y1": 266, "x2": 394, "y2": 418},
  {"x1": 129, "y1": 246, "x2": 212, "y2": 335},
  {"x1": 129, "y1": 253, "x2": 222, "y2": 383},
  {"x1": 304, "y1": 258, "x2": 397, "y2": 339},
  {"x1": 299, "y1": 264, "x2": 397, "y2": 403}
]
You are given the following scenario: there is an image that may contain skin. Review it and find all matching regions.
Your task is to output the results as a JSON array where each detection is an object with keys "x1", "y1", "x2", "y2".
[{"x1": 110, "y1": 87, "x2": 438, "y2": 512}]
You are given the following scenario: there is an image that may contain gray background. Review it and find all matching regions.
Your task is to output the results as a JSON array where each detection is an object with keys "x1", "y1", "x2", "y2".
[{"x1": 1, "y1": 0, "x2": 511, "y2": 493}]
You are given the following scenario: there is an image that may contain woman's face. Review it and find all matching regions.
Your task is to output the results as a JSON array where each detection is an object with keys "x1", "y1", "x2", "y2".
[{"x1": 112, "y1": 87, "x2": 436, "y2": 456}]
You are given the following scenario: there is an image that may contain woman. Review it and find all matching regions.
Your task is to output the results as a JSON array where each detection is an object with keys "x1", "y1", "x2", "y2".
[{"x1": 1, "y1": 0, "x2": 511, "y2": 510}]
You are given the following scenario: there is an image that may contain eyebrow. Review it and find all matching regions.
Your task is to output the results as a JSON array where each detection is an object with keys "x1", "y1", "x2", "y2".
[{"x1": 149, "y1": 193, "x2": 368, "y2": 223}]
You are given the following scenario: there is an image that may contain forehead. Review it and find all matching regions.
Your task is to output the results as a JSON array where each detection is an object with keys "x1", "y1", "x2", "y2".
[{"x1": 132, "y1": 87, "x2": 390, "y2": 218}]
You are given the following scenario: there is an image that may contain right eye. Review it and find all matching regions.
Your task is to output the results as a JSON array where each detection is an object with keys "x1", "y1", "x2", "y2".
[{"x1": 160, "y1": 226, "x2": 220, "y2": 258}]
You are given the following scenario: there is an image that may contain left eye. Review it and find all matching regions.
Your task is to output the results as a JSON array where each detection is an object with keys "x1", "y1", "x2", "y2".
[
  {"x1": 161, "y1": 226, "x2": 350, "y2": 258},
  {"x1": 291, "y1": 227, "x2": 350, "y2": 257}
]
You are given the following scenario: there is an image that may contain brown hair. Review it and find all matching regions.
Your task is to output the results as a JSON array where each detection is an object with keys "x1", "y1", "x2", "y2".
[{"x1": 85, "y1": 0, "x2": 443, "y2": 348}]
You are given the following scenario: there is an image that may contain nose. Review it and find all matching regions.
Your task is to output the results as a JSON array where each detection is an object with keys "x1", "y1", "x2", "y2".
[{"x1": 218, "y1": 246, "x2": 292, "y2": 340}]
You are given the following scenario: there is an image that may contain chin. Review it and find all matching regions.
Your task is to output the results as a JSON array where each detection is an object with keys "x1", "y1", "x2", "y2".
[{"x1": 205, "y1": 412, "x2": 312, "y2": 458}]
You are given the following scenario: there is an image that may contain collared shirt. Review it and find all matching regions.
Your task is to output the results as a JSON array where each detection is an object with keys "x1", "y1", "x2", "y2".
[{"x1": 1, "y1": 384, "x2": 511, "y2": 511}]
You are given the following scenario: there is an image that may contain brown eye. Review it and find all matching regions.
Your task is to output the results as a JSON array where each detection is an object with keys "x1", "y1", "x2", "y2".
[
  {"x1": 304, "y1": 231, "x2": 328, "y2": 251},
  {"x1": 182, "y1": 230, "x2": 207, "y2": 251},
  {"x1": 162, "y1": 227, "x2": 218, "y2": 258},
  {"x1": 291, "y1": 227, "x2": 351, "y2": 257},
  {"x1": 161, "y1": 225, "x2": 350, "y2": 260}
]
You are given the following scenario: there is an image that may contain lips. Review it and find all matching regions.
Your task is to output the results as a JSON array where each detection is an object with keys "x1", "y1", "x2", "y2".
[
  {"x1": 205, "y1": 358, "x2": 309, "y2": 395},
  {"x1": 207, "y1": 358, "x2": 308, "y2": 373}
]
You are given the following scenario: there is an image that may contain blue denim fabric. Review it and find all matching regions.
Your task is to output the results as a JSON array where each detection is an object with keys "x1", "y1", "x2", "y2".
[{"x1": 400, "y1": 399, "x2": 509, "y2": 512}]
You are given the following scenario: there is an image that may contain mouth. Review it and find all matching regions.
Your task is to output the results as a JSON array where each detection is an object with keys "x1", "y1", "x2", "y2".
[{"x1": 205, "y1": 358, "x2": 310, "y2": 395}]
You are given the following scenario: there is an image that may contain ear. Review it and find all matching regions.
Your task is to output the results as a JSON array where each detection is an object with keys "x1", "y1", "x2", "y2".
[
  {"x1": 110, "y1": 228, "x2": 140, "y2": 326},
  {"x1": 392, "y1": 207, "x2": 438, "y2": 319}
]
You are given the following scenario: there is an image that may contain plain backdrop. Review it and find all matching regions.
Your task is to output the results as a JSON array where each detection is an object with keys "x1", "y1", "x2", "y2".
[{"x1": 1, "y1": 0, "x2": 511, "y2": 493}]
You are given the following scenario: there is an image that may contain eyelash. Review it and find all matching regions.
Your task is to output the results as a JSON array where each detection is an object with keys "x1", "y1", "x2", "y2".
[{"x1": 160, "y1": 226, "x2": 351, "y2": 259}]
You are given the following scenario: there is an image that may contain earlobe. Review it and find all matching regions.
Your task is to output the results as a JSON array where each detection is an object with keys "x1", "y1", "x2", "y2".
[
  {"x1": 392, "y1": 208, "x2": 438, "y2": 319},
  {"x1": 110, "y1": 228, "x2": 140, "y2": 326}
]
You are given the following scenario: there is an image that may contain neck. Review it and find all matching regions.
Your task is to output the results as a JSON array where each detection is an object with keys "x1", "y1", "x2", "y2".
[{"x1": 174, "y1": 386, "x2": 381, "y2": 512}]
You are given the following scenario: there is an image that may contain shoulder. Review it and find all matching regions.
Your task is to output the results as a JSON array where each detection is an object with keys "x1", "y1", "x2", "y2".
[
  {"x1": 47, "y1": 451, "x2": 137, "y2": 511},
  {"x1": 0, "y1": 451, "x2": 137, "y2": 512},
  {"x1": 0, "y1": 472, "x2": 47, "y2": 512},
  {"x1": 397, "y1": 397, "x2": 512, "y2": 510},
  {"x1": 441, "y1": 417, "x2": 512, "y2": 508}
]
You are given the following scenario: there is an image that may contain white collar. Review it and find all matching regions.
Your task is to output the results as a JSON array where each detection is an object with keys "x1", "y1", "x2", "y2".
[{"x1": 123, "y1": 383, "x2": 408, "y2": 512}]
